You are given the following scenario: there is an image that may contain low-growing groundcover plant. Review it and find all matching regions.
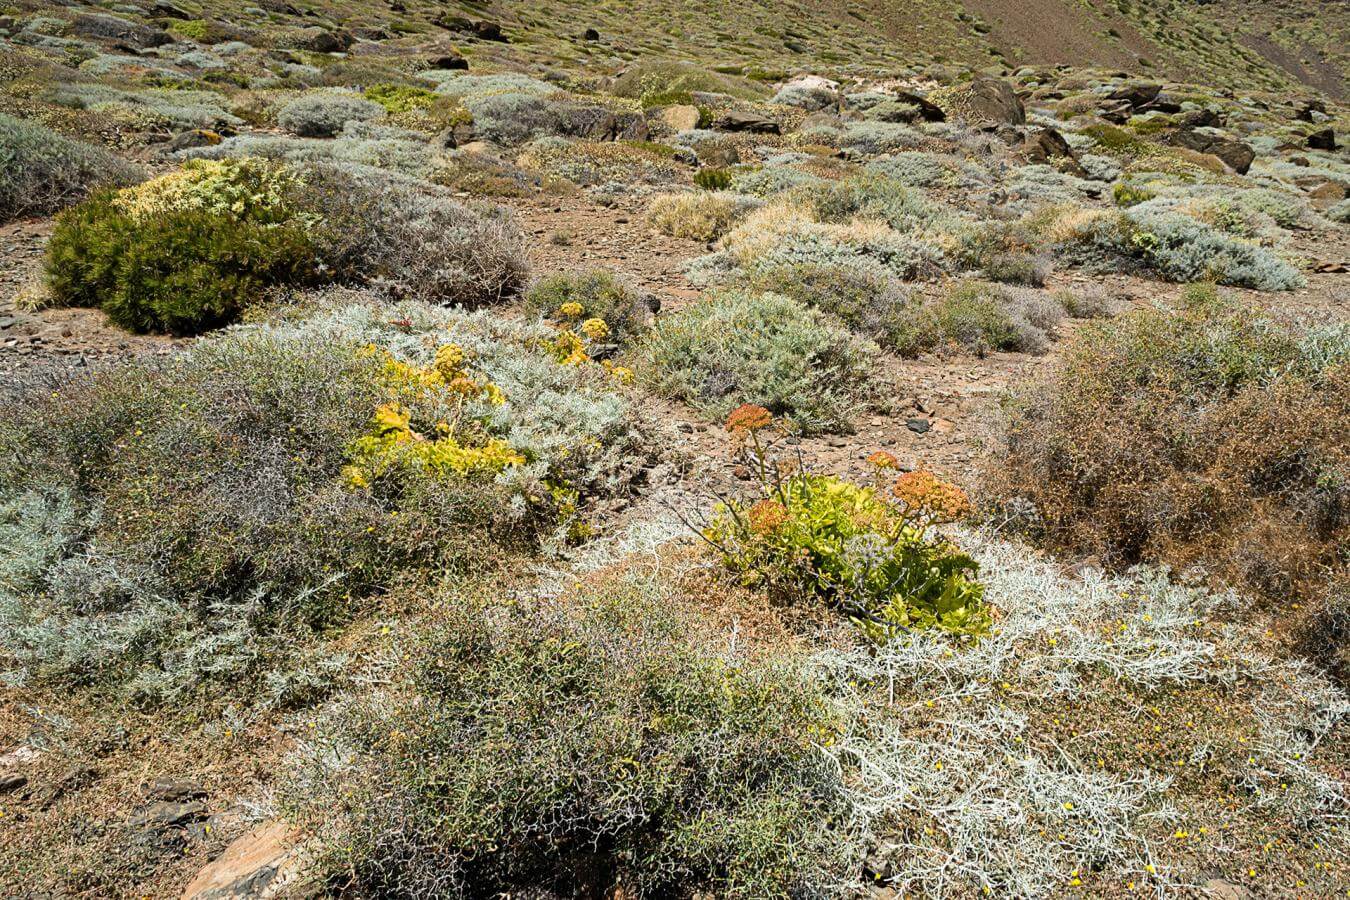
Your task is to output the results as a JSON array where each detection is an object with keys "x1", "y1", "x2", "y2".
[
  {"x1": 986, "y1": 286, "x2": 1349, "y2": 676},
  {"x1": 638, "y1": 290, "x2": 880, "y2": 434},
  {"x1": 44, "y1": 159, "x2": 528, "y2": 334},
  {"x1": 818, "y1": 531, "x2": 1350, "y2": 897},
  {"x1": 0, "y1": 300, "x2": 651, "y2": 706},
  {"x1": 647, "y1": 190, "x2": 760, "y2": 241},
  {"x1": 702, "y1": 407, "x2": 989, "y2": 642},
  {"x1": 285, "y1": 568, "x2": 864, "y2": 898},
  {"x1": 0, "y1": 111, "x2": 143, "y2": 221},
  {"x1": 735, "y1": 260, "x2": 1079, "y2": 358}
]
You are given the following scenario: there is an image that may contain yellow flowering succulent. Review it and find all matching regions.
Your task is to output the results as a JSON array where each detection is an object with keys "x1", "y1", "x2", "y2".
[
  {"x1": 344, "y1": 344, "x2": 521, "y2": 488},
  {"x1": 343, "y1": 402, "x2": 524, "y2": 487},
  {"x1": 581, "y1": 317, "x2": 610, "y2": 340},
  {"x1": 557, "y1": 301, "x2": 585, "y2": 319},
  {"x1": 550, "y1": 330, "x2": 590, "y2": 366},
  {"x1": 371, "y1": 343, "x2": 506, "y2": 406}
]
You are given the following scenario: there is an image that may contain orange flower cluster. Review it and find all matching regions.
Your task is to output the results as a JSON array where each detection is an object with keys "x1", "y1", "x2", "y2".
[
  {"x1": 747, "y1": 498, "x2": 789, "y2": 535},
  {"x1": 867, "y1": 450, "x2": 899, "y2": 470},
  {"x1": 891, "y1": 471, "x2": 972, "y2": 523},
  {"x1": 725, "y1": 404, "x2": 773, "y2": 436}
]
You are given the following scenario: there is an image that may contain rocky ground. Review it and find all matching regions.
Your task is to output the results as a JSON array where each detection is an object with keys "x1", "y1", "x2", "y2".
[{"x1": 1, "y1": 2, "x2": 1348, "y2": 896}]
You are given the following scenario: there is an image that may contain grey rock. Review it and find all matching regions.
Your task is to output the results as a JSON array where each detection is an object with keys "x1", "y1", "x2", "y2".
[
  {"x1": 167, "y1": 128, "x2": 223, "y2": 152},
  {"x1": 70, "y1": 12, "x2": 170, "y2": 49},
  {"x1": 715, "y1": 109, "x2": 780, "y2": 134},
  {"x1": 131, "y1": 799, "x2": 209, "y2": 831},
  {"x1": 146, "y1": 778, "x2": 207, "y2": 802}
]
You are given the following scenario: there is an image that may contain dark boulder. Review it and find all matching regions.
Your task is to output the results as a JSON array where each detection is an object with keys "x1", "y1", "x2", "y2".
[
  {"x1": 1107, "y1": 82, "x2": 1162, "y2": 109},
  {"x1": 473, "y1": 20, "x2": 507, "y2": 41},
  {"x1": 152, "y1": 1, "x2": 191, "y2": 20},
  {"x1": 436, "y1": 16, "x2": 507, "y2": 41},
  {"x1": 425, "y1": 51, "x2": 468, "y2": 70},
  {"x1": 583, "y1": 27, "x2": 600, "y2": 41},
  {"x1": 1295, "y1": 99, "x2": 1326, "y2": 122},
  {"x1": 435, "y1": 120, "x2": 476, "y2": 149},
  {"x1": 1166, "y1": 129, "x2": 1255, "y2": 174},
  {"x1": 890, "y1": 90, "x2": 946, "y2": 122},
  {"x1": 954, "y1": 76, "x2": 1025, "y2": 125},
  {"x1": 1177, "y1": 108, "x2": 1222, "y2": 129},
  {"x1": 1307, "y1": 128, "x2": 1337, "y2": 151},
  {"x1": 1020, "y1": 127, "x2": 1086, "y2": 176},
  {"x1": 285, "y1": 25, "x2": 354, "y2": 53}
]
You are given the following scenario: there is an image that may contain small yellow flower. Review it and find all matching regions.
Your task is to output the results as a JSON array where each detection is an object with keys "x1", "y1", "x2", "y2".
[
  {"x1": 581, "y1": 317, "x2": 610, "y2": 339},
  {"x1": 557, "y1": 301, "x2": 584, "y2": 319}
]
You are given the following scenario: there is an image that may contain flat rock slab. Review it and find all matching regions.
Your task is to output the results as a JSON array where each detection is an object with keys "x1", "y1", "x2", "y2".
[{"x1": 183, "y1": 821, "x2": 310, "y2": 900}]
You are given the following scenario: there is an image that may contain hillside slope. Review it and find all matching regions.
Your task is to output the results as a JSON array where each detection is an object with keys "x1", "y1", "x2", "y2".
[{"x1": 465, "y1": 0, "x2": 1347, "y2": 97}]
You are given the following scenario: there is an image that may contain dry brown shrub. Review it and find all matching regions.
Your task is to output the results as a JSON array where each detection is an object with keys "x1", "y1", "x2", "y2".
[{"x1": 984, "y1": 295, "x2": 1348, "y2": 676}]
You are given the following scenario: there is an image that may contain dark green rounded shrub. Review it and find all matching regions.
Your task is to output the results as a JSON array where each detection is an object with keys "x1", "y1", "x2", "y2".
[
  {"x1": 47, "y1": 192, "x2": 317, "y2": 334},
  {"x1": 46, "y1": 160, "x2": 321, "y2": 335},
  {"x1": 694, "y1": 167, "x2": 733, "y2": 191}
]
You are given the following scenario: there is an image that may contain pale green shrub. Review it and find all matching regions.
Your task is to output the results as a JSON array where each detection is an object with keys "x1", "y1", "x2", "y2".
[
  {"x1": 0, "y1": 299, "x2": 651, "y2": 703},
  {"x1": 637, "y1": 290, "x2": 879, "y2": 434},
  {"x1": 646, "y1": 190, "x2": 760, "y2": 240}
]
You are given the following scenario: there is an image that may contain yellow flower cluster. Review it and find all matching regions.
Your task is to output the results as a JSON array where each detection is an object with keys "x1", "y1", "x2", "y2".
[
  {"x1": 602, "y1": 362, "x2": 634, "y2": 384},
  {"x1": 343, "y1": 402, "x2": 524, "y2": 488},
  {"x1": 368, "y1": 343, "x2": 506, "y2": 406},
  {"x1": 550, "y1": 330, "x2": 591, "y2": 366},
  {"x1": 343, "y1": 345, "x2": 521, "y2": 488}
]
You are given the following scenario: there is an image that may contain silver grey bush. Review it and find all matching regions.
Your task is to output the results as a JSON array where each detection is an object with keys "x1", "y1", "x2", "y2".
[
  {"x1": 277, "y1": 91, "x2": 386, "y2": 138},
  {"x1": 0, "y1": 112, "x2": 142, "y2": 220}
]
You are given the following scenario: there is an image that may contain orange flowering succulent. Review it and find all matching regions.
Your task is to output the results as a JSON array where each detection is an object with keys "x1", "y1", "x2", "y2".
[
  {"x1": 725, "y1": 404, "x2": 773, "y2": 436},
  {"x1": 891, "y1": 471, "x2": 973, "y2": 523},
  {"x1": 746, "y1": 498, "x2": 789, "y2": 535},
  {"x1": 867, "y1": 450, "x2": 899, "y2": 470}
]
